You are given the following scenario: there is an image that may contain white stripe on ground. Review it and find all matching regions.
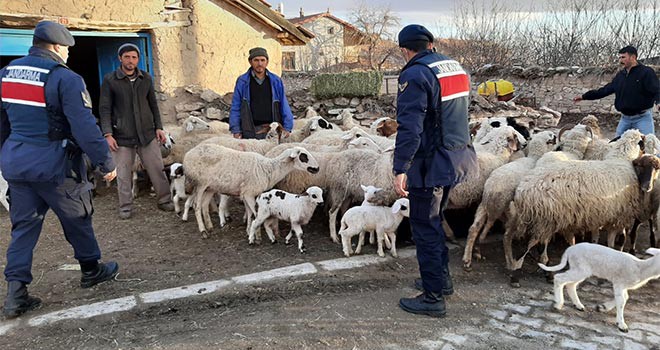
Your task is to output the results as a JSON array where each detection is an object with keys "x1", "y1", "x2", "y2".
[
  {"x1": 232, "y1": 263, "x2": 317, "y2": 284},
  {"x1": 0, "y1": 249, "x2": 419, "y2": 334},
  {"x1": 28, "y1": 296, "x2": 137, "y2": 327},
  {"x1": 140, "y1": 279, "x2": 232, "y2": 304}
]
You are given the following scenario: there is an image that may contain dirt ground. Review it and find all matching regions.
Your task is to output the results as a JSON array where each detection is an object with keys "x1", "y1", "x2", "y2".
[{"x1": 0, "y1": 119, "x2": 658, "y2": 349}]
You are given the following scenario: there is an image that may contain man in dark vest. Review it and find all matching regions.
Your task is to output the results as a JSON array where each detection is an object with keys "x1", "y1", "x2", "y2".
[
  {"x1": 393, "y1": 24, "x2": 478, "y2": 317},
  {"x1": 0, "y1": 21, "x2": 119, "y2": 318},
  {"x1": 229, "y1": 47, "x2": 293, "y2": 139}
]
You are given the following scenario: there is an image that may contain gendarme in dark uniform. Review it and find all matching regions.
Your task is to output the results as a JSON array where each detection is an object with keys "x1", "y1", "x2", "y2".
[
  {"x1": 0, "y1": 21, "x2": 120, "y2": 318},
  {"x1": 392, "y1": 25, "x2": 478, "y2": 317}
]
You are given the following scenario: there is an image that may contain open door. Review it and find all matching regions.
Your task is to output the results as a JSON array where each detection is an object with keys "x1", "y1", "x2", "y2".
[{"x1": 96, "y1": 37, "x2": 150, "y2": 83}]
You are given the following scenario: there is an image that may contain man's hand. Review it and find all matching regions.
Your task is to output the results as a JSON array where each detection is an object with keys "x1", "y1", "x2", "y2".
[
  {"x1": 573, "y1": 96, "x2": 583, "y2": 103},
  {"x1": 394, "y1": 173, "x2": 408, "y2": 197},
  {"x1": 105, "y1": 134, "x2": 118, "y2": 152},
  {"x1": 103, "y1": 168, "x2": 117, "y2": 182},
  {"x1": 233, "y1": 133, "x2": 242, "y2": 139},
  {"x1": 156, "y1": 129, "x2": 167, "y2": 144}
]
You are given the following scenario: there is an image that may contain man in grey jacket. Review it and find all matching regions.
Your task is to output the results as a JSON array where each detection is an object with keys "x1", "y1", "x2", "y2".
[{"x1": 99, "y1": 43, "x2": 173, "y2": 219}]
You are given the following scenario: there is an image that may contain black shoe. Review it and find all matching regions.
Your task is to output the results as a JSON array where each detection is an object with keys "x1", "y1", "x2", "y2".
[
  {"x1": 3, "y1": 281, "x2": 42, "y2": 319},
  {"x1": 80, "y1": 261, "x2": 119, "y2": 288},
  {"x1": 414, "y1": 267, "x2": 454, "y2": 295},
  {"x1": 399, "y1": 292, "x2": 446, "y2": 318}
]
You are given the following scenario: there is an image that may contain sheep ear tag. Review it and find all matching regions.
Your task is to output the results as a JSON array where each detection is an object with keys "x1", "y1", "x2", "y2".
[{"x1": 398, "y1": 81, "x2": 408, "y2": 93}]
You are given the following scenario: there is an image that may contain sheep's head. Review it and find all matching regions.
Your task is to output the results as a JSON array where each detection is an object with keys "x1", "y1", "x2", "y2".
[
  {"x1": 305, "y1": 186, "x2": 324, "y2": 205},
  {"x1": 288, "y1": 147, "x2": 319, "y2": 174},
  {"x1": 633, "y1": 154, "x2": 660, "y2": 193},
  {"x1": 644, "y1": 133, "x2": 660, "y2": 155},
  {"x1": 184, "y1": 116, "x2": 211, "y2": 132},
  {"x1": 348, "y1": 136, "x2": 382, "y2": 152},
  {"x1": 506, "y1": 117, "x2": 531, "y2": 140},
  {"x1": 170, "y1": 163, "x2": 184, "y2": 178},
  {"x1": 360, "y1": 184, "x2": 382, "y2": 202},
  {"x1": 265, "y1": 122, "x2": 284, "y2": 142},
  {"x1": 578, "y1": 115, "x2": 602, "y2": 138},
  {"x1": 479, "y1": 126, "x2": 523, "y2": 153},
  {"x1": 391, "y1": 198, "x2": 410, "y2": 217},
  {"x1": 527, "y1": 131, "x2": 557, "y2": 157},
  {"x1": 308, "y1": 116, "x2": 333, "y2": 132},
  {"x1": 376, "y1": 119, "x2": 398, "y2": 138},
  {"x1": 160, "y1": 132, "x2": 175, "y2": 158},
  {"x1": 340, "y1": 127, "x2": 368, "y2": 141}
]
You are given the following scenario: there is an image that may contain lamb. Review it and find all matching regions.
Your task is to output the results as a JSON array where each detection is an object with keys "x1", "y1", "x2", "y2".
[
  {"x1": 370, "y1": 117, "x2": 398, "y2": 138},
  {"x1": 183, "y1": 144, "x2": 320, "y2": 237},
  {"x1": 503, "y1": 129, "x2": 646, "y2": 286},
  {"x1": 168, "y1": 163, "x2": 190, "y2": 214},
  {"x1": 538, "y1": 243, "x2": 660, "y2": 332},
  {"x1": 462, "y1": 130, "x2": 557, "y2": 269},
  {"x1": 339, "y1": 198, "x2": 410, "y2": 258},
  {"x1": 248, "y1": 186, "x2": 324, "y2": 253}
]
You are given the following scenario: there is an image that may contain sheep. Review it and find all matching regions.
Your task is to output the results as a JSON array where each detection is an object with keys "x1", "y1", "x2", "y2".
[
  {"x1": 0, "y1": 170, "x2": 8, "y2": 211},
  {"x1": 283, "y1": 116, "x2": 335, "y2": 143},
  {"x1": 248, "y1": 186, "x2": 324, "y2": 253},
  {"x1": 462, "y1": 130, "x2": 557, "y2": 269},
  {"x1": 162, "y1": 116, "x2": 216, "y2": 165},
  {"x1": 473, "y1": 116, "x2": 531, "y2": 144},
  {"x1": 302, "y1": 126, "x2": 369, "y2": 147},
  {"x1": 201, "y1": 122, "x2": 283, "y2": 155},
  {"x1": 183, "y1": 144, "x2": 320, "y2": 237},
  {"x1": 370, "y1": 117, "x2": 398, "y2": 138},
  {"x1": 538, "y1": 243, "x2": 660, "y2": 332},
  {"x1": 627, "y1": 154, "x2": 660, "y2": 253},
  {"x1": 168, "y1": 163, "x2": 189, "y2": 214},
  {"x1": 503, "y1": 129, "x2": 646, "y2": 286},
  {"x1": 330, "y1": 109, "x2": 360, "y2": 131},
  {"x1": 339, "y1": 198, "x2": 410, "y2": 258},
  {"x1": 441, "y1": 126, "x2": 524, "y2": 239}
]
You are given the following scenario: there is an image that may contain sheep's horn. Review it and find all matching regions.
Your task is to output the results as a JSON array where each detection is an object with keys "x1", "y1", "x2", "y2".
[
  {"x1": 584, "y1": 125, "x2": 594, "y2": 140},
  {"x1": 557, "y1": 124, "x2": 575, "y2": 142}
]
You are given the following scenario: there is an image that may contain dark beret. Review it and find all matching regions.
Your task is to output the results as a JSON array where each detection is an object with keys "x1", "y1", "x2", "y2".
[
  {"x1": 33, "y1": 21, "x2": 75, "y2": 47},
  {"x1": 248, "y1": 47, "x2": 269, "y2": 61},
  {"x1": 398, "y1": 24, "x2": 434, "y2": 47},
  {"x1": 118, "y1": 43, "x2": 140, "y2": 57}
]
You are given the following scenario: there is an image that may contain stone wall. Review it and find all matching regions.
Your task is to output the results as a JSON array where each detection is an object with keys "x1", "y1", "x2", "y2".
[
  {"x1": 472, "y1": 65, "x2": 660, "y2": 115},
  {"x1": 2, "y1": 0, "x2": 164, "y2": 23}
]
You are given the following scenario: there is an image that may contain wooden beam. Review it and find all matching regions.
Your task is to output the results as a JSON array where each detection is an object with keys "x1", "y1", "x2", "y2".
[{"x1": 0, "y1": 12, "x2": 190, "y2": 32}]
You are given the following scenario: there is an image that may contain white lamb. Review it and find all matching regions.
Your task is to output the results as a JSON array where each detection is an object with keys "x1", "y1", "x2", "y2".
[
  {"x1": 168, "y1": 163, "x2": 189, "y2": 214},
  {"x1": 539, "y1": 243, "x2": 660, "y2": 332},
  {"x1": 248, "y1": 186, "x2": 324, "y2": 253},
  {"x1": 339, "y1": 198, "x2": 410, "y2": 258}
]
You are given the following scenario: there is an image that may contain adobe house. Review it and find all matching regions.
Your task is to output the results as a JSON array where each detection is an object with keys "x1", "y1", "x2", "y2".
[
  {"x1": 0, "y1": 0, "x2": 311, "y2": 122},
  {"x1": 283, "y1": 8, "x2": 363, "y2": 71}
]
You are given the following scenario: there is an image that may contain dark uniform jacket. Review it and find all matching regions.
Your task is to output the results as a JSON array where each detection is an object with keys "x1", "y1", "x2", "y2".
[
  {"x1": 393, "y1": 50, "x2": 478, "y2": 188},
  {"x1": 0, "y1": 47, "x2": 115, "y2": 184},
  {"x1": 99, "y1": 68, "x2": 162, "y2": 147}
]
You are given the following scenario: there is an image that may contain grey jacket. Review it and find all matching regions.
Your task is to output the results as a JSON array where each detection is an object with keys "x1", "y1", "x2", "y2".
[{"x1": 99, "y1": 68, "x2": 162, "y2": 147}]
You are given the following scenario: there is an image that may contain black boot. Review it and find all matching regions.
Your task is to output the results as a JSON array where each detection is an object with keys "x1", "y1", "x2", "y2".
[
  {"x1": 80, "y1": 261, "x2": 119, "y2": 289},
  {"x1": 414, "y1": 267, "x2": 454, "y2": 295},
  {"x1": 399, "y1": 291, "x2": 446, "y2": 318},
  {"x1": 3, "y1": 281, "x2": 42, "y2": 318}
]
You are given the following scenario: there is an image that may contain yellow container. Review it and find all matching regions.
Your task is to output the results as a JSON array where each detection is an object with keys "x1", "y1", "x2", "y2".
[{"x1": 477, "y1": 79, "x2": 515, "y2": 97}]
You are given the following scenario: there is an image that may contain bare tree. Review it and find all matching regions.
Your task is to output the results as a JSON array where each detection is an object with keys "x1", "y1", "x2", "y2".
[{"x1": 349, "y1": 3, "x2": 402, "y2": 70}]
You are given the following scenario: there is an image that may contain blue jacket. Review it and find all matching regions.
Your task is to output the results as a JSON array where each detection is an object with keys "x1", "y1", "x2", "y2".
[
  {"x1": 229, "y1": 68, "x2": 293, "y2": 136},
  {"x1": 0, "y1": 47, "x2": 115, "y2": 184},
  {"x1": 393, "y1": 50, "x2": 478, "y2": 188}
]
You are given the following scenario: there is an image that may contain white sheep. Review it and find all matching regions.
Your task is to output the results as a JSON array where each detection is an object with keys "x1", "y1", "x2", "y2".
[
  {"x1": 504, "y1": 129, "x2": 646, "y2": 286},
  {"x1": 302, "y1": 126, "x2": 369, "y2": 147},
  {"x1": 183, "y1": 144, "x2": 320, "y2": 237},
  {"x1": 162, "y1": 116, "x2": 215, "y2": 165},
  {"x1": 248, "y1": 186, "x2": 324, "y2": 253},
  {"x1": 339, "y1": 198, "x2": 410, "y2": 258},
  {"x1": 539, "y1": 243, "x2": 660, "y2": 332},
  {"x1": 284, "y1": 116, "x2": 335, "y2": 143},
  {"x1": 201, "y1": 122, "x2": 282, "y2": 155},
  {"x1": 462, "y1": 130, "x2": 557, "y2": 269},
  {"x1": 330, "y1": 109, "x2": 360, "y2": 131}
]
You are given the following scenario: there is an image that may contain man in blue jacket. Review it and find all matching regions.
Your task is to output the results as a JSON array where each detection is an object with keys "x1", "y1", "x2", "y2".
[
  {"x1": 574, "y1": 45, "x2": 660, "y2": 137},
  {"x1": 0, "y1": 21, "x2": 119, "y2": 318},
  {"x1": 229, "y1": 47, "x2": 293, "y2": 139},
  {"x1": 393, "y1": 25, "x2": 478, "y2": 317}
]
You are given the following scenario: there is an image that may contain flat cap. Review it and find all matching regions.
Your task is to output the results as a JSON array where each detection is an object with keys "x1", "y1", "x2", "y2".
[
  {"x1": 398, "y1": 24, "x2": 434, "y2": 47},
  {"x1": 33, "y1": 21, "x2": 75, "y2": 47},
  {"x1": 248, "y1": 47, "x2": 269, "y2": 61}
]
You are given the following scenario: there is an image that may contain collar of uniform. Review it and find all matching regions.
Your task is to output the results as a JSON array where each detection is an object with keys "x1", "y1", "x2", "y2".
[
  {"x1": 28, "y1": 46, "x2": 66, "y2": 65},
  {"x1": 400, "y1": 49, "x2": 434, "y2": 72},
  {"x1": 115, "y1": 67, "x2": 144, "y2": 80}
]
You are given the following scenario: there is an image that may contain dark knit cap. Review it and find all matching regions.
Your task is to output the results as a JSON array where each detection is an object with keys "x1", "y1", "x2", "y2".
[
  {"x1": 118, "y1": 43, "x2": 140, "y2": 57},
  {"x1": 33, "y1": 21, "x2": 75, "y2": 46},
  {"x1": 398, "y1": 24, "x2": 434, "y2": 47},
  {"x1": 248, "y1": 47, "x2": 269, "y2": 61}
]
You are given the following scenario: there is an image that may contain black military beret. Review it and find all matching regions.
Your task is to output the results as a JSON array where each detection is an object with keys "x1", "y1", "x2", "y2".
[
  {"x1": 33, "y1": 21, "x2": 75, "y2": 47},
  {"x1": 398, "y1": 24, "x2": 434, "y2": 47}
]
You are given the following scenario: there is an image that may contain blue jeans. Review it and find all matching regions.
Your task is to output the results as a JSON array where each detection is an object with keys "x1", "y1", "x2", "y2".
[
  {"x1": 408, "y1": 186, "x2": 452, "y2": 294},
  {"x1": 615, "y1": 109, "x2": 654, "y2": 137}
]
